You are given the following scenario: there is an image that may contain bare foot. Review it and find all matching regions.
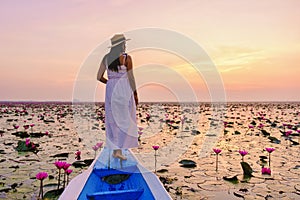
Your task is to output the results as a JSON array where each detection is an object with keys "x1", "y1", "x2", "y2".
[{"x1": 112, "y1": 153, "x2": 127, "y2": 160}]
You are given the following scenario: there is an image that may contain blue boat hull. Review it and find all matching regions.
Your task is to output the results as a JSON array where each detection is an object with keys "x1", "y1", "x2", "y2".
[{"x1": 59, "y1": 148, "x2": 172, "y2": 200}]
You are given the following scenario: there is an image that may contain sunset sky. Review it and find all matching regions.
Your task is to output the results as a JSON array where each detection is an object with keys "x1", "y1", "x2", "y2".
[{"x1": 1, "y1": 0, "x2": 300, "y2": 102}]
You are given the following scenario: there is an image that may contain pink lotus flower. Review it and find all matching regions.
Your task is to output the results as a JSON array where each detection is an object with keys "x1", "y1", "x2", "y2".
[
  {"x1": 213, "y1": 148, "x2": 222, "y2": 154},
  {"x1": 138, "y1": 131, "x2": 143, "y2": 135},
  {"x1": 63, "y1": 163, "x2": 71, "y2": 170},
  {"x1": 30, "y1": 124, "x2": 35, "y2": 127},
  {"x1": 266, "y1": 147, "x2": 275, "y2": 167},
  {"x1": 152, "y1": 145, "x2": 159, "y2": 150},
  {"x1": 265, "y1": 147, "x2": 275, "y2": 153},
  {"x1": 152, "y1": 145, "x2": 159, "y2": 173},
  {"x1": 13, "y1": 125, "x2": 19, "y2": 129},
  {"x1": 261, "y1": 167, "x2": 271, "y2": 175},
  {"x1": 258, "y1": 123, "x2": 264, "y2": 129},
  {"x1": 239, "y1": 150, "x2": 248, "y2": 156},
  {"x1": 65, "y1": 169, "x2": 73, "y2": 175},
  {"x1": 138, "y1": 127, "x2": 144, "y2": 131},
  {"x1": 223, "y1": 121, "x2": 228, "y2": 128},
  {"x1": 36, "y1": 172, "x2": 48, "y2": 180},
  {"x1": 65, "y1": 169, "x2": 73, "y2": 185},
  {"x1": 25, "y1": 138, "x2": 30, "y2": 147},
  {"x1": 248, "y1": 125, "x2": 254, "y2": 129},
  {"x1": 213, "y1": 148, "x2": 221, "y2": 171},
  {"x1": 297, "y1": 130, "x2": 300, "y2": 133},
  {"x1": 54, "y1": 161, "x2": 66, "y2": 191},
  {"x1": 96, "y1": 142, "x2": 103, "y2": 148},
  {"x1": 75, "y1": 151, "x2": 81, "y2": 160},
  {"x1": 92, "y1": 143, "x2": 102, "y2": 158},
  {"x1": 23, "y1": 125, "x2": 29, "y2": 130},
  {"x1": 44, "y1": 131, "x2": 49, "y2": 135},
  {"x1": 92, "y1": 145, "x2": 99, "y2": 151},
  {"x1": 54, "y1": 161, "x2": 66, "y2": 169},
  {"x1": 146, "y1": 113, "x2": 150, "y2": 122},
  {"x1": 285, "y1": 130, "x2": 292, "y2": 137},
  {"x1": 36, "y1": 172, "x2": 48, "y2": 199}
]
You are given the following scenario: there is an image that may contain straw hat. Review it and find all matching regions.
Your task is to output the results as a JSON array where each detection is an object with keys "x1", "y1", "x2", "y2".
[{"x1": 109, "y1": 34, "x2": 130, "y2": 47}]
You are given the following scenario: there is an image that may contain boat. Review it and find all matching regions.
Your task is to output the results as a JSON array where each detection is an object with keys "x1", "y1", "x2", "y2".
[{"x1": 59, "y1": 147, "x2": 172, "y2": 200}]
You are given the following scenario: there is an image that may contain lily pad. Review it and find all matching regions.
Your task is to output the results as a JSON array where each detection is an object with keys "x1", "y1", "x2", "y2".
[
  {"x1": 191, "y1": 130, "x2": 200, "y2": 135},
  {"x1": 157, "y1": 169, "x2": 168, "y2": 173},
  {"x1": 179, "y1": 159, "x2": 197, "y2": 168},
  {"x1": 83, "y1": 159, "x2": 94, "y2": 166},
  {"x1": 0, "y1": 187, "x2": 11, "y2": 193},
  {"x1": 50, "y1": 153, "x2": 69, "y2": 158},
  {"x1": 43, "y1": 183, "x2": 58, "y2": 188},
  {"x1": 270, "y1": 123, "x2": 277, "y2": 128},
  {"x1": 15, "y1": 141, "x2": 38, "y2": 153},
  {"x1": 30, "y1": 132, "x2": 45, "y2": 138},
  {"x1": 291, "y1": 133, "x2": 300, "y2": 137},
  {"x1": 241, "y1": 162, "x2": 253, "y2": 177},
  {"x1": 72, "y1": 160, "x2": 87, "y2": 168},
  {"x1": 259, "y1": 155, "x2": 268, "y2": 160},
  {"x1": 268, "y1": 136, "x2": 281, "y2": 144},
  {"x1": 234, "y1": 131, "x2": 241, "y2": 135},
  {"x1": 43, "y1": 119, "x2": 55, "y2": 123},
  {"x1": 11, "y1": 131, "x2": 30, "y2": 138},
  {"x1": 43, "y1": 188, "x2": 64, "y2": 199},
  {"x1": 261, "y1": 130, "x2": 270, "y2": 136},
  {"x1": 223, "y1": 175, "x2": 239, "y2": 184},
  {"x1": 259, "y1": 156, "x2": 268, "y2": 165},
  {"x1": 290, "y1": 140, "x2": 299, "y2": 145},
  {"x1": 102, "y1": 174, "x2": 131, "y2": 185}
]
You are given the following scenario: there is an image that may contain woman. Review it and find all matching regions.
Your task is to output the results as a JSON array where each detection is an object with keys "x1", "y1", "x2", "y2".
[{"x1": 97, "y1": 34, "x2": 138, "y2": 160}]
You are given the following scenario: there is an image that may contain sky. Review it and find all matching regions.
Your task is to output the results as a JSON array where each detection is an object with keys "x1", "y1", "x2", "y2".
[{"x1": 0, "y1": 0, "x2": 300, "y2": 102}]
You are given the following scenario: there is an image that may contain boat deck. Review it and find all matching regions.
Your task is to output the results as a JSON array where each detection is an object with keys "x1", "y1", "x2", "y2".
[{"x1": 59, "y1": 148, "x2": 172, "y2": 200}]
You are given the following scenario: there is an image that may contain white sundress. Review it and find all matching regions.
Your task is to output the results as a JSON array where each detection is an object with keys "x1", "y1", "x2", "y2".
[{"x1": 104, "y1": 54, "x2": 138, "y2": 149}]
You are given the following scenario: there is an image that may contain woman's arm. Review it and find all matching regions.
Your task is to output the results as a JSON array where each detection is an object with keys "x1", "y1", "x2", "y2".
[
  {"x1": 97, "y1": 56, "x2": 107, "y2": 84},
  {"x1": 126, "y1": 55, "x2": 138, "y2": 105}
]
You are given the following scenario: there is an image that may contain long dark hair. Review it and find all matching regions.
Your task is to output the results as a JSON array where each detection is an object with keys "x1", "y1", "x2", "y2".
[{"x1": 107, "y1": 42, "x2": 124, "y2": 72}]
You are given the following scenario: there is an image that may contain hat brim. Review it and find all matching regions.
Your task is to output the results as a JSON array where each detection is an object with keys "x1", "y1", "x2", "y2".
[{"x1": 108, "y1": 38, "x2": 130, "y2": 48}]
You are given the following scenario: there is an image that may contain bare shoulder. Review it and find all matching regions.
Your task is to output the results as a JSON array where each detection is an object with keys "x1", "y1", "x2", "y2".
[
  {"x1": 125, "y1": 54, "x2": 133, "y2": 70},
  {"x1": 126, "y1": 54, "x2": 132, "y2": 59},
  {"x1": 126, "y1": 54, "x2": 132, "y2": 63}
]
